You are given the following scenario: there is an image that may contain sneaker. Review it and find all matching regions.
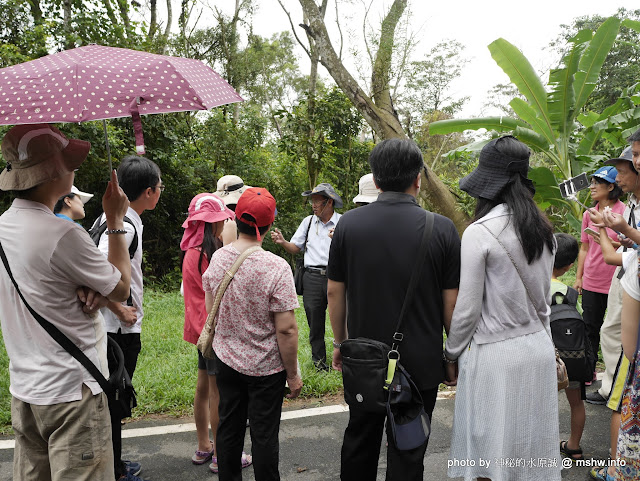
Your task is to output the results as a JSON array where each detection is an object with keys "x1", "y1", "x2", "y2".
[
  {"x1": 124, "y1": 460, "x2": 142, "y2": 477},
  {"x1": 586, "y1": 391, "x2": 607, "y2": 405},
  {"x1": 118, "y1": 473, "x2": 150, "y2": 481}
]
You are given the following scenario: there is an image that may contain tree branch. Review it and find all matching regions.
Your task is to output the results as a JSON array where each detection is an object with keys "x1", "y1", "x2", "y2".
[{"x1": 277, "y1": 0, "x2": 311, "y2": 58}]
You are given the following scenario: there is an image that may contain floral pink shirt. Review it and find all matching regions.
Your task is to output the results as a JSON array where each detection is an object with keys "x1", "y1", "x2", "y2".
[{"x1": 202, "y1": 244, "x2": 299, "y2": 376}]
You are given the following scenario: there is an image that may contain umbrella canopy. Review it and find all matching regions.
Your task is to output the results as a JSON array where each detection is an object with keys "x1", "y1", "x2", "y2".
[{"x1": 0, "y1": 45, "x2": 243, "y2": 156}]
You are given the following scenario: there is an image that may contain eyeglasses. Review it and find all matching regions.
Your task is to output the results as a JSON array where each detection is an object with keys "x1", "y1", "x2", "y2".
[
  {"x1": 155, "y1": 183, "x2": 165, "y2": 192},
  {"x1": 309, "y1": 199, "x2": 328, "y2": 206}
]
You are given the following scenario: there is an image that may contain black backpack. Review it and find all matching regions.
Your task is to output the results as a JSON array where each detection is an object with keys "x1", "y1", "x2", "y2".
[
  {"x1": 88, "y1": 215, "x2": 138, "y2": 260},
  {"x1": 550, "y1": 287, "x2": 595, "y2": 382}
]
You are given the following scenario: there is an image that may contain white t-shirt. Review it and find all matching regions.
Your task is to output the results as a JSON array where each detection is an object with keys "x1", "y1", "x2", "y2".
[
  {"x1": 0, "y1": 199, "x2": 121, "y2": 404},
  {"x1": 621, "y1": 250, "x2": 640, "y2": 301},
  {"x1": 97, "y1": 207, "x2": 144, "y2": 333}
]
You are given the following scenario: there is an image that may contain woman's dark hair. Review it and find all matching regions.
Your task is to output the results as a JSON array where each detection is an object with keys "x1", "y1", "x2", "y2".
[
  {"x1": 236, "y1": 214, "x2": 270, "y2": 237},
  {"x1": 474, "y1": 176, "x2": 555, "y2": 265},
  {"x1": 553, "y1": 233, "x2": 579, "y2": 270},
  {"x1": 53, "y1": 192, "x2": 76, "y2": 214},
  {"x1": 179, "y1": 222, "x2": 222, "y2": 273},
  {"x1": 591, "y1": 176, "x2": 623, "y2": 201},
  {"x1": 117, "y1": 155, "x2": 161, "y2": 202}
]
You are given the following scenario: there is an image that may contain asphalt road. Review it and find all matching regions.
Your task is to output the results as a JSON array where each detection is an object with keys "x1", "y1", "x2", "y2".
[{"x1": 0, "y1": 387, "x2": 612, "y2": 480}]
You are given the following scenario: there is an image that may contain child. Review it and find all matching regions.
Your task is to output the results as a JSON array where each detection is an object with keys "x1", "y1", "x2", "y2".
[
  {"x1": 180, "y1": 193, "x2": 252, "y2": 473},
  {"x1": 552, "y1": 233, "x2": 586, "y2": 461}
]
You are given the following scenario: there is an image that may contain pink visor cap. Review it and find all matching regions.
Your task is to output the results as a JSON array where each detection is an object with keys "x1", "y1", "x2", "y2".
[{"x1": 182, "y1": 193, "x2": 235, "y2": 228}]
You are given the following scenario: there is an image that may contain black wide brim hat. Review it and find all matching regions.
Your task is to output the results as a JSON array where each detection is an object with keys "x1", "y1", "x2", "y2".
[
  {"x1": 302, "y1": 182, "x2": 344, "y2": 209},
  {"x1": 459, "y1": 136, "x2": 530, "y2": 200}
]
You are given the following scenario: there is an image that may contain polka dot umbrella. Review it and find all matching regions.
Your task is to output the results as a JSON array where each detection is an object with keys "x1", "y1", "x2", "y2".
[{"x1": 0, "y1": 45, "x2": 243, "y2": 169}]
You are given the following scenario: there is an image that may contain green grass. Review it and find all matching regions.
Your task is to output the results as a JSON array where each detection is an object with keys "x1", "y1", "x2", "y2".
[{"x1": 0, "y1": 289, "x2": 342, "y2": 434}]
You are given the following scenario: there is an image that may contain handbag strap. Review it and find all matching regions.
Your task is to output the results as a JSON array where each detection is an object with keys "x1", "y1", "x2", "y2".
[
  {"x1": 391, "y1": 210, "x2": 434, "y2": 352},
  {"x1": 480, "y1": 224, "x2": 553, "y2": 341},
  {"x1": 208, "y1": 245, "x2": 262, "y2": 332},
  {"x1": 0, "y1": 241, "x2": 112, "y2": 394}
]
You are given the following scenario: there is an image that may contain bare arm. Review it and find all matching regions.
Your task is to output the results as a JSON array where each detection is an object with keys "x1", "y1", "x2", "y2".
[
  {"x1": 103, "y1": 170, "x2": 131, "y2": 302},
  {"x1": 274, "y1": 310, "x2": 302, "y2": 398},
  {"x1": 106, "y1": 301, "x2": 137, "y2": 327},
  {"x1": 442, "y1": 288, "x2": 458, "y2": 336},
  {"x1": 598, "y1": 227, "x2": 623, "y2": 266},
  {"x1": 621, "y1": 290, "x2": 640, "y2": 361},
  {"x1": 271, "y1": 228, "x2": 302, "y2": 255},
  {"x1": 328, "y1": 279, "x2": 347, "y2": 371},
  {"x1": 573, "y1": 242, "x2": 588, "y2": 294},
  {"x1": 205, "y1": 291, "x2": 214, "y2": 313}
]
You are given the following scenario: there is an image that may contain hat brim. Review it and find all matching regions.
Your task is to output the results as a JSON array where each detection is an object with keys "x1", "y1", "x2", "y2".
[
  {"x1": 181, "y1": 209, "x2": 235, "y2": 228},
  {"x1": 353, "y1": 193, "x2": 378, "y2": 204},
  {"x1": 301, "y1": 190, "x2": 344, "y2": 208},
  {"x1": 76, "y1": 192, "x2": 94, "y2": 204},
  {"x1": 214, "y1": 185, "x2": 252, "y2": 206},
  {"x1": 459, "y1": 165, "x2": 512, "y2": 200},
  {"x1": 604, "y1": 157, "x2": 636, "y2": 169},
  {"x1": 0, "y1": 138, "x2": 90, "y2": 191}
]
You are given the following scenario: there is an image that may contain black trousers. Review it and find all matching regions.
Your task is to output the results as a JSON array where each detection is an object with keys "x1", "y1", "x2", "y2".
[
  {"x1": 581, "y1": 289, "x2": 608, "y2": 361},
  {"x1": 108, "y1": 331, "x2": 141, "y2": 479},
  {"x1": 302, "y1": 270, "x2": 328, "y2": 364},
  {"x1": 216, "y1": 357, "x2": 287, "y2": 481},
  {"x1": 340, "y1": 387, "x2": 438, "y2": 481}
]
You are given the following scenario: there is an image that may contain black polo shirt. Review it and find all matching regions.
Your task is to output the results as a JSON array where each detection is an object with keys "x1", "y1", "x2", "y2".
[{"x1": 327, "y1": 191, "x2": 461, "y2": 390}]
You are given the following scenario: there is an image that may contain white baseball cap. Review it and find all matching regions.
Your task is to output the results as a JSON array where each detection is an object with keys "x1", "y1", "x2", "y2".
[
  {"x1": 353, "y1": 173, "x2": 380, "y2": 204},
  {"x1": 71, "y1": 185, "x2": 94, "y2": 204}
]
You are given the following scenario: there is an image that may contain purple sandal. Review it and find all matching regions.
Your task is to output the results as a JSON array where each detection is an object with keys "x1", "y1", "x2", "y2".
[
  {"x1": 209, "y1": 452, "x2": 252, "y2": 473},
  {"x1": 192, "y1": 444, "x2": 214, "y2": 465}
]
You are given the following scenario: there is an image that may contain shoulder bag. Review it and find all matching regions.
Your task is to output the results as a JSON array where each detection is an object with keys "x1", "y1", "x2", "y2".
[
  {"x1": 340, "y1": 210, "x2": 434, "y2": 451},
  {"x1": 197, "y1": 245, "x2": 262, "y2": 359},
  {"x1": 480, "y1": 225, "x2": 569, "y2": 391},
  {"x1": 293, "y1": 217, "x2": 312, "y2": 295},
  {"x1": 0, "y1": 241, "x2": 137, "y2": 417}
]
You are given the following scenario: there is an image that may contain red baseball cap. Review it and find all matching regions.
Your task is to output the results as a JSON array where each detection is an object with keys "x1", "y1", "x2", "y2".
[{"x1": 235, "y1": 187, "x2": 276, "y2": 241}]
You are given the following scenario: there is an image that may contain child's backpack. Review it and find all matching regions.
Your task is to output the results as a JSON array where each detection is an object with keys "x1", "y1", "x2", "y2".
[
  {"x1": 88, "y1": 215, "x2": 138, "y2": 260},
  {"x1": 550, "y1": 287, "x2": 595, "y2": 382}
]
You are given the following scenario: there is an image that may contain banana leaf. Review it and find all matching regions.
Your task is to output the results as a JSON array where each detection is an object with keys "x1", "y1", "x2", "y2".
[
  {"x1": 488, "y1": 38, "x2": 550, "y2": 121},
  {"x1": 509, "y1": 98, "x2": 556, "y2": 145},
  {"x1": 428, "y1": 116, "x2": 529, "y2": 135},
  {"x1": 573, "y1": 17, "x2": 621, "y2": 114},
  {"x1": 547, "y1": 37, "x2": 585, "y2": 134}
]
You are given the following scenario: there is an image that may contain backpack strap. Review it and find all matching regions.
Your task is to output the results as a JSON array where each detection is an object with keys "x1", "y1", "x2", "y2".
[
  {"x1": 91, "y1": 214, "x2": 138, "y2": 260},
  {"x1": 565, "y1": 286, "x2": 579, "y2": 306},
  {"x1": 550, "y1": 286, "x2": 579, "y2": 307}
]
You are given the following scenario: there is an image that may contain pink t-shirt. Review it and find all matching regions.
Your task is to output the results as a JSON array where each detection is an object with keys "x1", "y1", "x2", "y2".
[
  {"x1": 182, "y1": 248, "x2": 209, "y2": 345},
  {"x1": 580, "y1": 200, "x2": 626, "y2": 293},
  {"x1": 202, "y1": 245, "x2": 299, "y2": 377}
]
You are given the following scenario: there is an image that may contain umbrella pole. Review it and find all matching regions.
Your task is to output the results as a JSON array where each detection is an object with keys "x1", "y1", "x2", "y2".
[{"x1": 102, "y1": 119, "x2": 112, "y2": 172}]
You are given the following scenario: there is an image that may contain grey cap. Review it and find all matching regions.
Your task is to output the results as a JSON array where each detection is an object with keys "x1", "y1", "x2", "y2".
[
  {"x1": 302, "y1": 182, "x2": 343, "y2": 209},
  {"x1": 604, "y1": 145, "x2": 636, "y2": 172}
]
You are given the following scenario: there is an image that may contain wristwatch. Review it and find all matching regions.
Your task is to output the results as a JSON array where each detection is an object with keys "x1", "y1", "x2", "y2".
[{"x1": 332, "y1": 339, "x2": 342, "y2": 349}]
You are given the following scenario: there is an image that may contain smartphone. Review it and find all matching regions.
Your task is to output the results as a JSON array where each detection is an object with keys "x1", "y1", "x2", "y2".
[
  {"x1": 583, "y1": 227, "x2": 599, "y2": 237},
  {"x1": 559, "y1": 172, "x2": 589, "y2": 198}
]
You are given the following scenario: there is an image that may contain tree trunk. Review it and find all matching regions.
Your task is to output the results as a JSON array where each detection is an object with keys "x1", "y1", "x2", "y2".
[
  {"x1": 148, "y1": 0, "x2": 157, "y2": 41},
  {"x1": 297, "y1": 0, "x2": 469, "y2": 233},
  {"x1": 63, "y1": 0, "x2": 73, "y2": 50}
]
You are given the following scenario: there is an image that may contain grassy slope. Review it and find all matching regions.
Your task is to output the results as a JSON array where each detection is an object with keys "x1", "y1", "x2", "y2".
[{"x1": 0, "y1": 289, "x2": 342, "y2": 434}]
